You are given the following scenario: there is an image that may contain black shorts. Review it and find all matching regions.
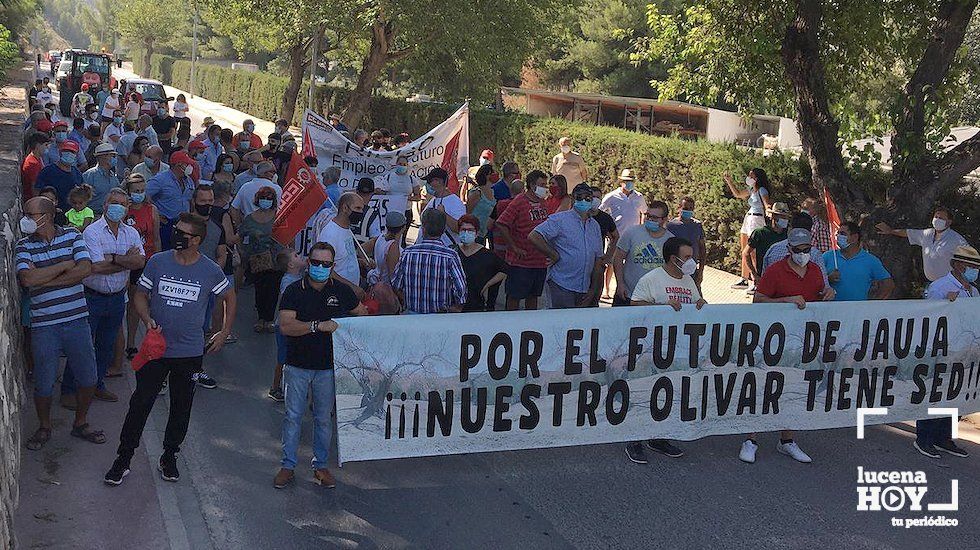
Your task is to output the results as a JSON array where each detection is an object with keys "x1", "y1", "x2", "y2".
[
  {"x1": 505, "y1": 266, "x2": 547, "y2": 300},
  {"x1": 129, "y1": 267, "x2": 143, "y2": 286}
]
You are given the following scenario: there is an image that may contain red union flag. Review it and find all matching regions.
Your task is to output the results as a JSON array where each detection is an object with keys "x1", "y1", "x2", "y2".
[
  {"x1": 273, "y1": 153, "x2": 327, "y2": 246},
  {"x1": 824, "y1": 186, "x2": 842, "y2": 250}
]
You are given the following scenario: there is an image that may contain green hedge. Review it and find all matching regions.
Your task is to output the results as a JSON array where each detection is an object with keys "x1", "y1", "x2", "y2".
[{"x1": 134, "y1": 52, "x2": 809, "y2": 271}]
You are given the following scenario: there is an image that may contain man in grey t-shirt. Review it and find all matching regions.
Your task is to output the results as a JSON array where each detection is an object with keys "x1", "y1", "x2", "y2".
[
  {"x1": 105, "y1": 213, "x2": 237, "y2": 486},
  {"x1": 613, "y1": 199, "x2": 674, "y2": 306}
]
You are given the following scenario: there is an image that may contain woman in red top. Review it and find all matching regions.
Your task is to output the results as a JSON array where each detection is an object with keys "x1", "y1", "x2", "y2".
[
  {"x1": 123, "y1": 173, "x2": 161, "y2": 358},
  {"x1": 542, "y1": 174, "x2": 572, "y2": 214},
  {"x1": 21, "y1": 133, "x2": 47, "y2": 201}
]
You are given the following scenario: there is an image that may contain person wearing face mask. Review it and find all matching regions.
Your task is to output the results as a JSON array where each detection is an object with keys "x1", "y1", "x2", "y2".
[
  {"x1": 146, "y1": 150, "x2": 197, "y2": 250},
  {"x1": 105, "y1": 213, "x2": 236, "y2": 486},
  {"x1": 349, "y1": 177, "x2": 383, "y2": 253},
  {"x1": 911, "y1": 244, "x2": 980, "y2": 459},
  {"x1": 123, "y1": 174, "x2": 161, "y2": 358},
  {"x1": 231, "y1": 161, "x2": 283, "y2": 223},
  {"x1": 133, "y1": 144, "x2": 169, "y2": 182},
  {"x1": 542, "y1": 174, "x2": 571, "y2": 214},
  {"x1": 420, "y1": 167, "x2": 466, "y2": 246},
  {"x1": 61, "y1": 189, "x2": 146, "y2": 405},
  {"x1": 68, "y1": 117, "x2": 92, "y2": 159},
  {"x1": 551, "y1": 137, "x2": 589, "y2": 193},
  {"x1": 456, "y1": 214, "x2": 507, "y2": 312},
  {"x1": 212, "y1": 153, "x2": 237, "y2": 188},
  {"x1": 600, "y1": 169, "x2": 647, "y2": 298},
  {"x1": 495, "y1": 170, "x2": 551, "y2": 311},
  {"x1": 824, "y1": 221, "x2": 894, "y2": 301},
  {"x1": 725, "y1": 168, "x2": 774, "y2": 289},
  {"x1": 368, "y1": 130, "x2": 386, "y2": 151},
  {"x1": 152, "y1": 102, "x2": 176, "y2": 156},
  {"x1": 760, "y1": 211, "x2": 833, "y2": 298},
  {"x1": 126, "y1": 135, "x2": 151, "y2": 171},
  {"x1": 746, "y1": 227, "x2": 832, "y2": 465},
  {"x1": 274, "y1": 242, "x2": 366, "y2": 489},
  {"x1": 384, "y1": 156, "x2": 421, "y2": 246},
  {"x1": 100, "y1": 88, "x2": 121, "y2": 128},
  {"x1": 317, "y1": 192, "x2": 367, "y2": 299},
  {"x1": 198, "y1": 125, "x2": 223, "y2": 180},
  {"x1": 44, "y1": 121, "x2": 87, "y2": 170},
  {"x1": 239, "y1": 186, "x2": 283, "y2": 332},
  {"x1": 264, "y1": 132, "x2": 282, "y2": 160},
  {"x1": 186, "y1": 140, "x2": 207, "y2": 184},
  {"x1": 22, "y1": 133, "x2": 49, "y2": 201},
  {"x1": 35, "y1": 140, "x2": 84, "y2": 210},
  {"x1": 625, "y1": 236, "x2": 705, "y2": 463},
  {"x1": 528, "y1": 183, "x2": 605, "y2": 309},
  {"x1": 742, "y1": 202, "x2": 791, "y2": 289},
  {"x1": 232, "y1": 119, "x2": 263, "y2": 151},
  {"x1": 613, "y1": 198, "x2": 676, "y2": 306},
  {"x1": 233, "y1": 150, "x2": 266, "y2": 194},
  {"x1": 465, "y1": 163, "x2": 498, "y2": 242},
  {"x1": 137, "y1": 114, "x2": 159, "y2": 148},
  {"x1": 589, "y1": 185, "x2": 619, "y2": 281},
  {"x1": 876, "y1": 206, "x2": 968, "y2": 284},
  {"x1": 493, "y1": 161, "x2": 522, "y2": 201},
  {"x1": 293, "y1": 167, "x2": 341, "y2": 257},
  {"x1": 82, "y1": 143, "x2": 121, "y2": 216},
  {"x1": 17, "y1": 196, "x2": 104, "y2": 452}
]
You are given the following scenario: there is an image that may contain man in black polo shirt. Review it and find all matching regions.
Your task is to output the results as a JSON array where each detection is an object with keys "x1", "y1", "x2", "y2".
[{"x1": 275, "y1": 242, "x2": 366, "y2": 489}]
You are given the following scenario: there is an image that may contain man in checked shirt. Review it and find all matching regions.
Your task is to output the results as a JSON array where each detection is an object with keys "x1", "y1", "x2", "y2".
[{"x1": 391, "y1": 208, "x2": 467, "y2": 314}]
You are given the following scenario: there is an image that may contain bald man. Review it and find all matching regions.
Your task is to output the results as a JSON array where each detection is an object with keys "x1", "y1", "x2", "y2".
[{"x1": 17, "y1": 197, "x2": 105, "y2": 451}]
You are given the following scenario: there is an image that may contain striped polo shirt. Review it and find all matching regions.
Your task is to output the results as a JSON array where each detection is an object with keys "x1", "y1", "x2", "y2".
[{"x1": 16, "y1": 226, "x2": 92, "y2": 327}]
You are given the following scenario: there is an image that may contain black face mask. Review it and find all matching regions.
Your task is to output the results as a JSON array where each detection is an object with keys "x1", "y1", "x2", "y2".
[
  {"x1": 172, "y1": 228, "x2": 194, "y2": 250},
  {"x1": 194, "y1": 204, "x2": 212, "y2": 217},
  {"x1": 348, "y1": 210, "x2": 365, "y2": 225}
]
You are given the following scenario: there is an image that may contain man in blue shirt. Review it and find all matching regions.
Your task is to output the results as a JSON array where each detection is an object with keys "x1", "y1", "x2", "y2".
[
  {"x1": 147, "y1": 150, "x2": 196, "y2": 250},
  {"x1": 199, "y1": 124, "x2": 222, "y2": 180},
  {"x1": 824, "y1": 221, "x2": 894, "y2": 301},
  {"x1": 529, "y1": 183, "x2": 605, "y2": 309},
  {"x1": 35, "y1": 140, "x2": 84, "y2": 210},
  {"x1": 43, "y1": 120, "x2": 87, "y2": 170},
  {"x1": 493, "y1": 161, "x2": 521, "y2": 200},
  {"x1": 68, "y1": 118, "x2": 91, "y2": 157},
  {"x1": 82, "y1": 143, "x2": 121, "y2": 216}
]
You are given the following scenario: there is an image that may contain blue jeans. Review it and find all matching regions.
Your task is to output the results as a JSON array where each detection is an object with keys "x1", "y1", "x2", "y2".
[
  {"x1": 159, "y1": 218, "x2": 176, "y2": 251},
  {"x1": 281, "y1": 366, "x2": 335, "y2": 470},
  {"x1": 63, "y1": 291, "x2": 126, "y2": 393},
  {"x1": 32, "y1": 318, "x2": 97, "y2": 397}
]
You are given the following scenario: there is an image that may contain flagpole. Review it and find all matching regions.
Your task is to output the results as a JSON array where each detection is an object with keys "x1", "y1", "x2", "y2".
[{"x1": 823, "y1": 184, "x2": 839, "y2": 270}]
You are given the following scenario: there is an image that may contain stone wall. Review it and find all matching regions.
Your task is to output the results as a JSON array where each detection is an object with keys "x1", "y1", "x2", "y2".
[{"x1": 0, "y1": 66, "x2": 29, "y2": 549}]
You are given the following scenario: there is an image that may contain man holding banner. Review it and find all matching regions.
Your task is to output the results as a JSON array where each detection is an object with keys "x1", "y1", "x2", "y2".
[{"x1": 824, "y1": 221, "x2": 894, "y2": 301}]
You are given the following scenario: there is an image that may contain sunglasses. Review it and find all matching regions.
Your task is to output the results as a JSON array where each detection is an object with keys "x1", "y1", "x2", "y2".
[
  {"x1": 309, "y1": 259, "x2": 334, "y2": 268},
  {"x1": 174, "y1": 228, "x2": 201, "y2": 239}
]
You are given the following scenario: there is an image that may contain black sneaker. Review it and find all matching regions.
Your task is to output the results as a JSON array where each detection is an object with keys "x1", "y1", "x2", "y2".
[
  {"x1": 194, "y1": 371, "x2": 217, "y2": 389},
  {"x1": 267, "y1": 388, "x2": 284, "y2": 402},
  {"x1": 645, "y1": 439, "x2": 684, "y2": 458},
  {"x1": 159, "y1": 453, "x2": 180, "y2": 482},
  {"x1": 913, "y1": 440, "x2": 942, "y2": 459},
  {"x1": 104, "y1": 457, "x2": 131, "y2": 486},
  {"x1": 625, "y1": 443, "x2": 648, "y2": 464},
  {"x1": 936, "y1": 440, "x2": 970, "y2": 458},
  {"x1": 730, "y1": 279, "x2": 749, "y2": 289}
]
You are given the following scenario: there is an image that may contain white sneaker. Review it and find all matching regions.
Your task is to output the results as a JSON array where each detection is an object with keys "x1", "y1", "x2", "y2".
[
  {"x1": 739, "y1": 439, "x2": 757, "y2": 463},
  {"x1": 776, "y1": 440, "x2": 812, "y2": 463}
]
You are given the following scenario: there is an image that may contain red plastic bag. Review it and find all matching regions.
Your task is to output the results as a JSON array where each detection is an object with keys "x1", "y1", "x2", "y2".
[{"x1": 132, "y1": 329, "x2": 166, "y2": 371}]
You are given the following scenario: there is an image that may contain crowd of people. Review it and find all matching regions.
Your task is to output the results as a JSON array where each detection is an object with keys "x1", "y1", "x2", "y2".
[{"x1": 16, "y1": 78, "x2": 977, "y2": 490}]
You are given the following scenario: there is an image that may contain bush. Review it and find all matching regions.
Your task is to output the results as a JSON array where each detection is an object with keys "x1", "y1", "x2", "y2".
[
  {"x1": 135, "y1": 52, "x2": 809, "y2": 271},
  {"x1": 0, "y1": 25, "x2": 20, "y2": 77}
]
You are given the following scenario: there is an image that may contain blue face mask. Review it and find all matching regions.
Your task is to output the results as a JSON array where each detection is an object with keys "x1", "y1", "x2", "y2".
[
  {"x1": 644, "y1": 220, "x2": 661, "y2": 232},
  {"x1": 837, "y1": 234, "x2": 849, "y2": 249},
  {"x1": 425, "y1": 183, "x2": 436, "y2": 195},
  {"x1": 222, "y1": 163, "x2": 234, "y2": 173},
  {"x1": 130, "y1": 192, "x2": 145, "y2": 203},
  {"x1": 573, "y1": 199, "x2": 592, "y2": 213},
  {"x1": 144, "y1": 156, "x2": 156, "y2": 167},
  {"x1": 157, "y1": 108, "x2": 167, "y2": 117},
  {"x1": 60, "y1": 152, "x2": 77, "y2": 165},
  {"x1": 965, "y1": 267, "x2": 979, "y2": 283},
  {"x1": 395, "y1": 165, "x2": 408, "y2": 175},
  {"x1": 258, "y1": 198, "x2": 275, "y2": 210},
  {"x1": 113, "y1": 116, "x2": 123, "y2": 124},
  {"x1": 308, "y1": 264, "x2": 331, "y2": 282},
  {"x1": 624, "y1": 181, "x2": 635, "y2": 192},
  {"x1": 54, "y1": 131, "x2": 67, "y2": 142},
  {"x1": 109, "y1": 156, "x2": 117, "y2": 169},
  {"x1": 105, "y1": 203, "x2": 127, "y2": 222},
  {"x1": 325, "y1": 184, "x2": 341, "y2": 207},
  {"x1": 680, "y1": 209, "x2": 694, "y2": 220},
  {"x1": 458, "y1": 230, "x2": 477, "y2": 244}
]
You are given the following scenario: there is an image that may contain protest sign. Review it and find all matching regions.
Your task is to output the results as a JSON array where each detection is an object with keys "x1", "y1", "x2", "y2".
[
  {"x1": 332, "y1": 300, "x2": 980, "y2": 463},
  {"x1": 272, "y1": 152, "x2": 328, "y2": 246}
]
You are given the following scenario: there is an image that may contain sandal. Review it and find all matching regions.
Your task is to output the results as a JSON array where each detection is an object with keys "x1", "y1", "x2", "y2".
[
  {"x1": 70, "y1": 423, "x2": 106, "y2": 444},
  {"x1": 26, "y1": 427, "x2": 51, "y2": 450},
  {"x1": 253, "y1": 322, "x2": 265, "y2": 333}
]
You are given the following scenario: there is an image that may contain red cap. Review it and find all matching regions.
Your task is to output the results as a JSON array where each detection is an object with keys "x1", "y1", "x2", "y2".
[
  {"x1": 81, "y1": 83, "x2": 90, "y2": 91},
  {"x1": 58, "y1": 140, "x2": 80, "y2": 153},
  {"x1": 188, "y1": 140, "x2": 206, "y2": 150},
  {"x1": 35, "y1": 119, "x2": 53, "y2": 133},
  {"x1": 52, "y1": 120, "x2": 69, "y2": 129},
  {"x1": 481, "y1": 149, "x2": 494, "y2": 160},
  {"x1": 169, "y1": 151, "x2": 193, "y2": 166}
]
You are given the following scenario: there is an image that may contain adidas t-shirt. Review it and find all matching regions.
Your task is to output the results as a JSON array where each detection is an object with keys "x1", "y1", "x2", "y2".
[{"x1": 616, "y1": 225, "x2": 675, "y2": 297}]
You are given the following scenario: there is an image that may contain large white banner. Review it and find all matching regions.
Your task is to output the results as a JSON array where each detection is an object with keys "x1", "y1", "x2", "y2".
[
  {"x1": 301, "y1": 105, "x2": 469, "y2": 194},
  {"x1": 333, "y1": 300, "x2": 980, "y2": 463}
]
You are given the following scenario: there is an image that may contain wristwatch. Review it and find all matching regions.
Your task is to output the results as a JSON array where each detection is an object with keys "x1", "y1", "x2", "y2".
[
  {"x1": 310, "y1": 320, "x2": 319, "y2": 334},
  {"x1": 109, "y1": 253, "x2": 117, "y2": 264}
]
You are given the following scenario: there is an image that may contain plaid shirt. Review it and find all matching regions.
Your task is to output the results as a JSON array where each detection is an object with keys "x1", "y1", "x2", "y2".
[
  {"x1": 391, "y1": 239, "x2": 467, "y2": 313},
  {"x1": 811, "y1": 217, "x2": 832, "y2": 253}
]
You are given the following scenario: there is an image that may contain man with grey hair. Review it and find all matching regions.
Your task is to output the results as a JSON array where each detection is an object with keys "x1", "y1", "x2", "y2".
[
  {"x1": 231, "y1": 161, "x2": 282, "y2": 222},
  {"x1": 233, "y1": 150, "x2": 266, "y2": 193},
  {"x1": 137, "y1": 115, "x2": 159, "y2": 148},
  {"x1": 132, "y1": 145, "x2": 169, "y2": 182},
  {"x1": 391, "y1": 208, "x2": 467, "y2": 314},
  {"x1": 351, "y1": 129, "x2": 369, "y2": 148},
  {"x1": 293, "y1": 166, "x2": 343, "y2": 257}
]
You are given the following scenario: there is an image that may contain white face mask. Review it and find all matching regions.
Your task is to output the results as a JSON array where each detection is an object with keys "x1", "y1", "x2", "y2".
[
  {"x1": 20, "y1": 216, "x2": 38, "y2": 234},
  {"x1": 560, "y1": 145, "x2": 571, "y2": 154},
  {"x1": 746, "y1": 176, "x2": 755, "y2": 189},
  {"x1": 534, "y1": 186, "x2": 549, "y2": 199},
  {"x1": 183, "y1": 165, "x2": 194, "y2": 177},
  {"x1": 679, "y1": 258, "x2": 697, "y2": 276},
  {"x1": 792, "y1": 251, "x2": 810, "y2": 267},
  {"x1": 932, "y1": 217, "x2": 948, "y2": 232},
  {"x1": 775, "y1": 217, "x2": 789, "y2": 229}
]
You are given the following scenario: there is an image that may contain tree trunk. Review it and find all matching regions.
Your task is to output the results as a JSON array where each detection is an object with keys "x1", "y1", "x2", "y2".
[
  {"x1": 343, "y1": 16, "x2": 413, "y2": 129},
  {"x1": 142, "y1": 39, "x2": 153, "y2": 77},
  {"x1": 280, "y1": 42, "x2": 308, "y2": 122}
]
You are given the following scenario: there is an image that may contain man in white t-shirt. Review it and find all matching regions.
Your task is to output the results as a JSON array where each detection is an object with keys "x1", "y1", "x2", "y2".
[
  {"x1": 624, "y1": 235, "x2": 705, "y2": 465},
  {"x1": 316, "y1": 192, "x2": 368, "y2": 297},
  {"x1": 230, "y1": 161, "x2": 282, "y2": 222},
  {"x1": 421, "y1": 167, "x2": 465, "y2": 247},
  {"x1": 349, "y1": 177, "x2": 383, "y2": 247},
  {"x1": 876, "y1": 206, "x2": 968, "y2": 283}
]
